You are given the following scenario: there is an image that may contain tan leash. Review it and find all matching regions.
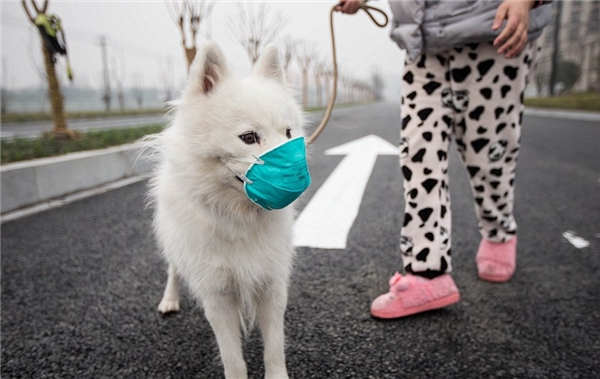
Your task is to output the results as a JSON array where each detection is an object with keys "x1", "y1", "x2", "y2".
[{"x1": 306, "y1": 3, "x2": 389, "y2": 145}]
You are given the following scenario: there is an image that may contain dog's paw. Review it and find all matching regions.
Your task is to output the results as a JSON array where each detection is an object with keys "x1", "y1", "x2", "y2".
[{"x1": 157, "y1": 299, "x2": 180, "y2": 314}]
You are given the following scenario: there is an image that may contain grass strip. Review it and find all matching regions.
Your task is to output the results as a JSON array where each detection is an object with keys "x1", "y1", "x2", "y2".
[
  {"x1": 1, "y1": 124, "x2": 164, "y2": 164},
  {"x1": 524, "y1": 93, "x2": 600, "y2": 112}
]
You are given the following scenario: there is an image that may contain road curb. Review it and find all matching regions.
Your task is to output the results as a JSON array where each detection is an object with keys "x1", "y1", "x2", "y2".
[{"x1": 1, "y1": 143, "x2": 152, "y2": 217}]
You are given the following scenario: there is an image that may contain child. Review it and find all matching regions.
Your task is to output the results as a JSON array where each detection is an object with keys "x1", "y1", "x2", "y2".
[{"x1": 336, "y1": 0, "x2": 552, "y2": 319}]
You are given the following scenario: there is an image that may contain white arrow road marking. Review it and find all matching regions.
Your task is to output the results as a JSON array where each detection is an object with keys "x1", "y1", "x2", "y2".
[
  {"x1": 293, "y1": 135, "x2": 398, "y2": 249},
  {"x1": 563, "y1": 231, "x2": 590, "y2": 249}
]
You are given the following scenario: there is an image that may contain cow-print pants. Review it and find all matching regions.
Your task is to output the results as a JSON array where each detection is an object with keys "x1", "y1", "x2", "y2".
[{"x1": 399, "y1": 41, "x2": 536, "y2": 278}]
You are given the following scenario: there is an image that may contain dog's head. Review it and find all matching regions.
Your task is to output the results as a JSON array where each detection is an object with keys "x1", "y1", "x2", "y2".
[
  {"x1": 162, "y1": 42, "x2": 305, "y2": 212},
  {"x1": 176, "y1": 41, "x2": 304, "y2": 156}
]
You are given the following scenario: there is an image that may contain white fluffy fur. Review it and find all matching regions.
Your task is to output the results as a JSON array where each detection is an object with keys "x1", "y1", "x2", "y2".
[{"x1": 146, "y1": 42, "x2": 304, "y2": 379}]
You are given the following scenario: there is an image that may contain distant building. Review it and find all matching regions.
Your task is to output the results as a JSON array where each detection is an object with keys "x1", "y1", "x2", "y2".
[{"x1": 535, "y1": 0, "x2": 600, "y2": 94}]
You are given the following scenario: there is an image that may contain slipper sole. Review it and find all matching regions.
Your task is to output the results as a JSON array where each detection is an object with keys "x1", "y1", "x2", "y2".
[{"x1": 371, "y1": 292, "x2": 460, "y2": 319}]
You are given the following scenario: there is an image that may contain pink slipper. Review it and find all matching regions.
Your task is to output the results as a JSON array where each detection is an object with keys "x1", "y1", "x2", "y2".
[
  {"x1": 370, "y1": 273, "x2": 460, "y2": 319},
  {"x1": 476, "y1": 237, "x2": 517, "y2": 283}
]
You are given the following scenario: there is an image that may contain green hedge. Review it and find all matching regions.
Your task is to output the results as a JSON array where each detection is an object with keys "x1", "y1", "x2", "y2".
[
  {"x1": 525, "y1": 93, "x2": 600, "y2": 112},
  {"x1": 1, "y1": 124, "x2": 164, "y2": 164},
  {"x1": 1, "y1": 109, "x2": 165, "y2": 124}
]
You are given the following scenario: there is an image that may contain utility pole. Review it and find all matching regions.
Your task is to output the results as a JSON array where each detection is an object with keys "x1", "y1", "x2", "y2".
[
  {"x1": 549, "y1": 0, "x2": 562, "y2": 96},
  {"x1": 100, "y1": 35, "x2": 111, "y2": 112},
  {"x1": 1, "y1": 56, "x2": 8, "y2": 114}
]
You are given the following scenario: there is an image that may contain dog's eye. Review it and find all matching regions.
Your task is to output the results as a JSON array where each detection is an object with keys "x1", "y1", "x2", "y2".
[
  {"x1": 285, "y1": 128, "x2": 292, "y2": 139},
  {"x1": 239, "y1": 131, "x2": 259, "y2": 144}
]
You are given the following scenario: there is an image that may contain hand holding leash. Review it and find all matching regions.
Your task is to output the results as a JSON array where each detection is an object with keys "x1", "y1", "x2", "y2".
[
  {"x1": 335, "y1": 1, "x2": 388, "y2": 27},
  {"x1": 306, "y1": 1, "x2": 388, "y2": 145}
]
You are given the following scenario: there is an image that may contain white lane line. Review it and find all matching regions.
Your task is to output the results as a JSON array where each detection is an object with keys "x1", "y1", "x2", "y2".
[{"x1": 562, "y1": 231, "x2": 590, "y2": 249}]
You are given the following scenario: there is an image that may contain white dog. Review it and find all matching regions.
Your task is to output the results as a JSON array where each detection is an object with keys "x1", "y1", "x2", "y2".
[{"x1": 145, "y1": 42, "x2": 309, "y2": 379}]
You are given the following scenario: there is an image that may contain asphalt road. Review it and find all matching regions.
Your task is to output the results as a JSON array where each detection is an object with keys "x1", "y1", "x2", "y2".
[{"x1": 2, "y1": 102, "x2": 599, "y2": 378}]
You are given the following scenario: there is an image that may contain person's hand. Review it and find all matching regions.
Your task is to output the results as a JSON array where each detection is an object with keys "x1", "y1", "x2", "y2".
[
  {"x1": 334, "y1": 0, "x2": 366, "y2": 15},
  {"x1": 492, "y1": 0, "x2": 536, "y2": 58}
]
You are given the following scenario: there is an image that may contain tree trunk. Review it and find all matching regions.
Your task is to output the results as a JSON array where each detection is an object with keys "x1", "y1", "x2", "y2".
[
  {"x1": 118, "y1": 90, "x2": 125, "y2": 111},
  {"x1": 301, "y1": 70, "x2": 308, "y2": 108},
  {"x1": 185, "y1": 47, "x2": 196, "y2": 72},
  {"x1": 41, "y1": 42, "x2": 74, "y2": 138},
  {"x1": 315, "y1": 74, "x2": 322, "y2": 108}
]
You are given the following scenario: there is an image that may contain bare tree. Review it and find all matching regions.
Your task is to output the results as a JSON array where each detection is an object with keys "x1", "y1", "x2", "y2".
[
  {"x1": 314, "y1": 58, "x2": 327, "y2": 108},
  {"x1": 356, "y1": 80, "x2": 373, "y2": 103},
  {"x1": 229, "y1": 2, "x2": 287, "y2": 66},
  {"x1": 165, "y1": 0, "x2": 216, "y2": 71},
  {"x1": 340, "y1": 73, "x2": 350, "y2": 104},
  {"x1": 297, "y1": 41, "x2": 317, "y2": 108},
  {"x1": 370, "y1": 66, "x2": 384, "y2": 101},
  {"x1": 159, "y1": 56, "x2": 175, "y2": 104},
  {"x1": 100, "y1": 36, "x2": 112, "y2": 112},
  {"x1": 344, "y1": 74, "x2": 352, "y2": 104},
  {"x1": 27, "y1": 28, "x2": 47, "y2": 83},
  {"x1": 322, "y1": 67, "x2": 333, "y2": 105},
  {"x1": 112, "y1": 49, "x2": 126, "y2": 111},
  {"x1": 1, "y1": 57, "x2": 10, "y2": 114},
  {"x1": 22, "y1": 0, "x2": 77, "y2": 139},
  {"x1": 280, "y1": 35, "x2": 299, "y2": 84},
  {"x1": 0, "y1": 87, "x2": 8, "y2": 114},
  {"x1": 132, "y1": 72, "x2": 145, "y2": 110}
]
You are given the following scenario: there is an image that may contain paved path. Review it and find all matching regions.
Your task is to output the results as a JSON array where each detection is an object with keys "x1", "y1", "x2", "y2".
[{"x1": 2, "y1": 103, "x2": 599, "y2": 378}]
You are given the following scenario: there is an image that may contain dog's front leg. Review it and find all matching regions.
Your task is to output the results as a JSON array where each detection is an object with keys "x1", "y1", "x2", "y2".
[
  {"x1": 204, "y1": 293, "x2": 247, "y2": 379},
  {"x1": 158, "y1": 264, "x2": 180, "y2": 313},
  {"x1": 258, "y1": 284, "x2": 289, "y2": 379}
]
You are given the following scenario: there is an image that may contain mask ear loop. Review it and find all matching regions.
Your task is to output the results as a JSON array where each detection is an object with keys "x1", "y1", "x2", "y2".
[
  {"x1": 221, "y1": 154, "x2": 264, "y2": 165},
  {"x1": 219, "y1": 157, "x2": 254, "y2": 184},
  {"x1": 219, "y1": 154, "x2": 266, "y2": 185},
  {"x1": 250, "y1": 154, "x2": 264, "y2": 165},
  {"x1": 236, "y1": 173, "x2": 253, "y2": 185}
]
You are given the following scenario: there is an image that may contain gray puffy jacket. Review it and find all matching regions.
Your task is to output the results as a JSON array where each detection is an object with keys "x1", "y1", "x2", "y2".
[{"x1": 389, "y1": 0, "x2": 553, "y2": 63}]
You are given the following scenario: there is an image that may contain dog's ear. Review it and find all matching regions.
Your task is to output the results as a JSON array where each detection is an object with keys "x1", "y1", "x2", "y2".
[
  {"x1": 188, "y1": 42, "x2": 229, "y2": 95},
  {"x1": 253, "y1": 44, "x2": 285, "y2": 84}
]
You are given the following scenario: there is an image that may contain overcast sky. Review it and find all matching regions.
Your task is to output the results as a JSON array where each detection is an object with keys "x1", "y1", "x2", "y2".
[{"x1": 2, "y1": 0, "x2": 405, "y2": 99}]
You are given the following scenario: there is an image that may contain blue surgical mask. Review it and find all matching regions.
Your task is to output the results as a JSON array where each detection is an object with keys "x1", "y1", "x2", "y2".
[{"x1": 222, "y1": 136, "x2": 311, "y2": 210}]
